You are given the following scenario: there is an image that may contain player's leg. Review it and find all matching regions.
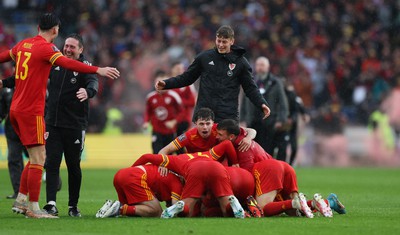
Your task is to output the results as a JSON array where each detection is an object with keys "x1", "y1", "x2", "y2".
[
  {"x1": 161, "y1": 199, "x2": 188, "y2": 218},
  {"x1": 123, "y1": 199, "x2": 163, "y2": 217},
  {"x1": 256, "y1": 190, "x2": 289, "y2": 216},
  {"x1": 6, "y1": 136, "x2": 25, "y2": 199},
  {"x1": 63, "y1": 128, "x2": 84, "y2": 217},
  {"x1": 43, "y1": 125, "x2": 63, "y2": 216}
]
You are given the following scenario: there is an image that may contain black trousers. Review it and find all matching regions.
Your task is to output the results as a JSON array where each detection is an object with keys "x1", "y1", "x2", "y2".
[
  {"x1": 6, "y1": 137, "x2": 25, "y2": 195},
  {"x1": 152, "y1": 131, "x2": 175, "y2": 154},
  {"x1": 45, "y1": 125, "x2": 84, "y2": 207},
  {"x1": 288, "y1": 121, "x2": 299, "y2": 166},
  {"x1": 251, "y1": 122, "x2": 288, "y2": 162}
]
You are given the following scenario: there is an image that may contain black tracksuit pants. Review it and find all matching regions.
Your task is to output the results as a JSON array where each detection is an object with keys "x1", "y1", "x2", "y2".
[{"x1": 45, "y1": 125, "x2": 85, "y2": 207}]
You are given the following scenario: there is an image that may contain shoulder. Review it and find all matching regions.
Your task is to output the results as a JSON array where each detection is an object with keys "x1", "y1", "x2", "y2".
[
  {"x1": 146, "y1": 91, "x2": 158, "y2": 99},
  {"x1": 166, "y1": 90, "x2": 182, "y2": 103},
  {"x1": 79, "y1": 55, "x2": 92, "y2": 66}
]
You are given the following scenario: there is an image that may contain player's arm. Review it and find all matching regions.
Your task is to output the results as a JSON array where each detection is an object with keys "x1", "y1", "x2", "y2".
[
  {"x1": 237, "y1": 127, "x2": 256, "y2": 152},
  {"x1": 0, "y1": 75, "x2": 16, "y2": 89},
  {"x1": 158, "y1": 141, "x2": 180, "y2": 155},
  {"x1": 209, "y1": 140, "x2": 238, "y2": 165},
  {"x1": 132, "y1": 153, "x2": 167, "y2": 167},
  {"x1": 54, "y1": 56, "x2": 119, "y2": 79},
  {"x1": 0, "y1": 50, "x2": 12, "y2": 63}
]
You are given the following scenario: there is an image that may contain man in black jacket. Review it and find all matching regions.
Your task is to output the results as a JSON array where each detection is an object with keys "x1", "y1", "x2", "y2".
[
  {"x1": 240, "y1": 57, "x2": 289, "y2": 161},
  {"x1": 155, "y1": 25, "x2": 270, "y2": 123},
  {"x1": 43, "y1": 33, "x2": 98, "y2": 217},
  {"x1": 0, "y1": 87, "x2": 26, "y2": 199}
]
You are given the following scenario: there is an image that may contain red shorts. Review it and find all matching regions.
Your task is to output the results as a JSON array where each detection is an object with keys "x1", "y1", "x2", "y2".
[
  {"x1": 182, "y1": 161, "x2": 233, "y2": 199},
  {"x1": 9, "y1": 110, "x2": 46, "y2": 146},
  {"x1": 113, "y1": 167, "x2": 154, "y2": 205},
  {"x1": 226, "y1": 167, "x2": 255, "y2": 202},
  {"x1": 201, "y1": 167, "x2": 255, "y2": 217},
  {"x1": 253, "y1": 159, "x2": 298, "y2": 200}
]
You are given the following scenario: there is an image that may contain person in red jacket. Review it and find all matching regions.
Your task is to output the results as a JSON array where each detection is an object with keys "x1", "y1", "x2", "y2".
[
  {"x1": 143, "y1": 70, "x2": 183, "y2": 153},
  {"x1": 0, "y1": 13, "x2": 119, "y2": 219},
  {"x1": 170, "y1": 61, "x2": 196, "y2": 138}
]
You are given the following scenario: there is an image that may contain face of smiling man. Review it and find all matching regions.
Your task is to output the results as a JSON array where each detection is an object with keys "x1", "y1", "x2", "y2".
[
  {"x1": 63, "y1": 37, "x2": 83, "y2": 60},
  {"x1": 215, "y1": 36, "x2": 234, "y2": 54}
]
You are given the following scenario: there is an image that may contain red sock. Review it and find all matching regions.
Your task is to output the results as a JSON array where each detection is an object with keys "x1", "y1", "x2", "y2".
[
  {"x1": 120, "y1": 204, "x2": 136, "y2": 216},
  {"x1": 19, "y1": 161, "x2": 30, "y2": 195},
  {"x1": 263, "y1": 200, "x2": 293, "y2": 216},
  {"x1": 225, "y1": 203, "x2": 233, "y2": 216},
  {"x1": 27, "y1": 164, "x2": 43, "y2": 202},
  {"x1": 182, "y1": 204, "x2": 189, "y2": 217},
  {"x1": 307, "y1": 200, "x2": 313, "y2": 208},
  {"x1": 308, "y1": 199, "x2": 329, "y2": 210}
]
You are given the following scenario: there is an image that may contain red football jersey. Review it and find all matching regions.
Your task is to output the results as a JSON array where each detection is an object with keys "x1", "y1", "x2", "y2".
[
  {"x1": 10, "y1": 35, "x2": 62, "y2": 115},
  {"x1": 173, "y1": 85, "x2": 196, "y2": 123},
  {"x1": 172, "y1": 123, "x2": 218, "y2": 152},
  {"x1": 143, "y1": 165, "x2": 183, "y2": 202},
  {"x1": 233, "y1": 128, "x2": 273, "y2": 172},
  {"x1": 144, "y1": 90, "x2": 183, "y2": 134},
  {"x1": 133, "y1": 140, "x2": 238, "y2": 176}
]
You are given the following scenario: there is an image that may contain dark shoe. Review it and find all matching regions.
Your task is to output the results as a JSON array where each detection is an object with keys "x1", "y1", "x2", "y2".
[
  {"x1": 68, "y1": 207, "x2": 81, "y2": 217},
  {"x1": 6, "y1": 193, "x2": 17, "y2": 199},
  {"x1": 43, "y1": 204, "x2": 59, "y2": 216}
]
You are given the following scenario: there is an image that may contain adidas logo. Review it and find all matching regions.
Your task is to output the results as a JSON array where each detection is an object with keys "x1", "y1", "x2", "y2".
[
  {"x1": 74, "y1": 139, "x2": 80, "y2": 144},
  {"x1": 208, "y1": 61, "x2": 215, "y2": 65}
]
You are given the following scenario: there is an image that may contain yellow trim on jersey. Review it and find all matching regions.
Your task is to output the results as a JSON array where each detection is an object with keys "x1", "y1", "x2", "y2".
[
  {"x1": 172, "y1": 140, "x2": 182, "y2": 150},
  {"x1": 29, "y1": 164, "x2": 44, "y2": 170},
  {"x1": 171, "y1": 192, "x2": 181, "y2": 201},
  {"x1": 49, "y1": 52, "x2": 63, "y2": 65},
  {"x1": 209, "y1": 148, "x2": 220, "y2": 161},
  {"x1": 160, "y1": 154, "x2": 170, "y2": 167},
  {"x1": 254, "y1": 170, "x2": 262, "y2": 196},
  {"x1": 140, "y1": 172, "x2": 154, "y2": 200},
  {"x1": 36, "y1": 116, "x2": 44, "y2": 144},
  {"x1": 9, "y1": 50, "x2": 15, "y2": 61}
]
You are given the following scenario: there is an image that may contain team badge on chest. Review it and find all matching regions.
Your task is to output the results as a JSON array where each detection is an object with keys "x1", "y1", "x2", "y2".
[{"x1": 227, "y1": 63, "x2": 236, "y2": 77}]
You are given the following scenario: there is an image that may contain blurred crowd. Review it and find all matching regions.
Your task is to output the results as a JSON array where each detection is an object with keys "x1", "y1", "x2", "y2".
[{"x1": 1, "y1": 0, "x2": 400, "y2": 161}]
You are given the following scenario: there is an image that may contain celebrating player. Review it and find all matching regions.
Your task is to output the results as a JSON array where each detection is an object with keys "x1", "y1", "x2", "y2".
[
  {"x1": 96, "y1": 164, "x2": 183, "y2": 218},
  {"x1": 216, "y1": 119, "x2": 346, "y2": 218},
  {"x1": 0, "y1": 13, "x2": 119, "y2": 218},
  {"x1": 132, "y1": 140, "x2": 245, "y2": 218}
]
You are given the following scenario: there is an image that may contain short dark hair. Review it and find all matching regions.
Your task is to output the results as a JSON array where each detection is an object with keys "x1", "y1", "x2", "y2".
[
  {"x1": 193, "y1": 108, "x2": 215, "y2": 122},
  {"x1": 216, "y1": 25, "x2": 234, "y2": 39},
  {"x1": 67, "y1": 33, "x2": 84, "y2": 48},
  {"x1": 38, "y1": 13, "x2": 60, "y2": 31},
  {"x1": 216, "y1": 119, "x2": 240, "y2": 136},
  {"x1": 154, "y1": 69, "x2": 166, "y2": 78}
]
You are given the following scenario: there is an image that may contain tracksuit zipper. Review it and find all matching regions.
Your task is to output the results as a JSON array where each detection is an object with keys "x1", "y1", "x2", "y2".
[{"x1": 54, "y1": 69, "x2": 67, "y2": 126}]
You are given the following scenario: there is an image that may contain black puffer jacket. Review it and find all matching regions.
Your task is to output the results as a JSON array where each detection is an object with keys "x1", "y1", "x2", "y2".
[
  {"x1": 45, "y1": 55, "x2": 98, "y2": 130},
  {"x1": 164, "y1": 45, "x2": 268, "y2": 123}
]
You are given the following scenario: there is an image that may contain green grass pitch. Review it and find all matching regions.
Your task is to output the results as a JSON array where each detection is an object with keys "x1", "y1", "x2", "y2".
[{"x1": 0, "y1": 167, "x2": 399, "y2": 235}]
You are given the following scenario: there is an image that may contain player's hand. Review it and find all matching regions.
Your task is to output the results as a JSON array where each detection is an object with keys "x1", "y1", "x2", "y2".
[
  {"x1": 231, "y1": 164, "x2": 240, "y2": 167},
  {"x1": 158, "y1": 166, "x2": 169, "y2": 177},
  {"x1": 155, "y1": 80, "x2": 166, "y2": 91},
  {"x1": 97, "y1": 67, "x2": 120, "y2": 79},
  {"x1": 76, "y1": 88, "x2": 88, "y2": 102},
  {"x1": 261, "y1": 104, "x2": 271, "y2": 119},
  {"x1": 0, "y1": 79, "x2": 3, "y2": 89},
  {"x1": 165, "y1": 119, "x2": 177, "y2": 129},
  {"x1": 238, "y1": 136, "x2": 251, "y2": 152}
]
